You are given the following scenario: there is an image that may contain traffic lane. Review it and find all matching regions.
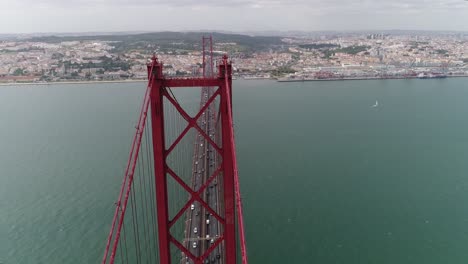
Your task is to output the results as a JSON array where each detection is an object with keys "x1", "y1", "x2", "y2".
[{"x1": 188, "y1": 131, "x2": 206, "y2": 257}]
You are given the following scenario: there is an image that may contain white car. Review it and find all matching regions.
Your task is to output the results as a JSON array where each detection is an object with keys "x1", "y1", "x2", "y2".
[
  {"x1": 206, "y1": 219, "x2": 210, "y2": 225},
  {"x1": 191, "y1": 204, "x2": 195, "y2": 210},
  {"x1": 193, "y1": 227, "x2": 198, "y2": 234},
  {"x1": 193, "y1": 242, "x2": 197, "y2": 248}
]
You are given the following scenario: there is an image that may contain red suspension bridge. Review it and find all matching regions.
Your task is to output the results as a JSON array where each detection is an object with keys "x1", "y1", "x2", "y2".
[{"x1": 101, "y1": 36, "x2": 248, "y2": 264}]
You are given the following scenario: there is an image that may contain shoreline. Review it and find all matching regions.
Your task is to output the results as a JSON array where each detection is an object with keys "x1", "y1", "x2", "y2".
[
  {"x1": 277, "y1": 75, "x2": 468, "y2": 82},
  {"x1": 1, "y1": 75, "x2": 468, "y2": 86},
  {"x1": 0, "y1": 79, "x2": 147, "y2": 86}
]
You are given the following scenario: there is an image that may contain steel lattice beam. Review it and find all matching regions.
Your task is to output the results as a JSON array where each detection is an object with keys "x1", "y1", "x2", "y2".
[
  {"x1": 103, "y1": 38, "x2": 248, "y2": 264},
  {"x1": 148, "y1": 54, "x2": 240, "y2": 264}
]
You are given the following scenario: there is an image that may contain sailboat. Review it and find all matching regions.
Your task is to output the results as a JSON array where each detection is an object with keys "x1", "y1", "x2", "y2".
[{"x1": 372, "y1": 100, "x2": 379, "y2": 108}]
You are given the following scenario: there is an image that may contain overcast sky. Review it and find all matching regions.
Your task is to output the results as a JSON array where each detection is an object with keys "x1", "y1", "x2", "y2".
[{"x1": 0, "y1": 0, "x2": 467, "y2": 33}]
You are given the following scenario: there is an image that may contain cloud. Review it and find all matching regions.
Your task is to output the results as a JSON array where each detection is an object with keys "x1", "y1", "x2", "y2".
[
  {"x1": 7, "y1": 0, "x2": 466, "y2": 8},
  {"x1": 4, "y1": 0, "x2": 468, "y2": 13},
  {"x1": 0, "y1": 0, "x2": 467, "y2": 33}
]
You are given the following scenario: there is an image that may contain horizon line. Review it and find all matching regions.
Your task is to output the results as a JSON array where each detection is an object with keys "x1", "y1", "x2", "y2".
[{"x1": 1, "y1": 29, "x2": 468, "y2": 36}]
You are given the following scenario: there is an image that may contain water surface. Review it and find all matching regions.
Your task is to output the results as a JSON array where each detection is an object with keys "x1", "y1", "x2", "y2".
[{"x1": 1, "y1": 78, "x2": 468, "y2": 263}]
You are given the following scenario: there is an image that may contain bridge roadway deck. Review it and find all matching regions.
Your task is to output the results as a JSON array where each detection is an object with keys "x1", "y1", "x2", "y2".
[{"x1": 184, "y1": 87, "x2": 223, "y2": 264}]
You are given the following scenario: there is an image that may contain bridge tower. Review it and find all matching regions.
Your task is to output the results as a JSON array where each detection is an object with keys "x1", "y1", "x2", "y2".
[
  {"x1": 149, "y1": 56, "x2": 237, "y2": 264},
  {"x1": 102, "y1": 37, "x2": 247, "y2": 264}
]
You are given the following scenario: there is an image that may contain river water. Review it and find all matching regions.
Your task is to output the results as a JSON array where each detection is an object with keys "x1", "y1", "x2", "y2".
[{"x1": 1, "y1": 78, "x2": 468, "y2": 263}]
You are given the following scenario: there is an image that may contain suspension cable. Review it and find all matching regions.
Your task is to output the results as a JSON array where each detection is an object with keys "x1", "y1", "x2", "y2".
[
  {"x1": 130, "y1": 182, "x2": 142, "y2": 264},
  {"x1": 104, "y1": 58, "x2": 155, "y2": 264}
]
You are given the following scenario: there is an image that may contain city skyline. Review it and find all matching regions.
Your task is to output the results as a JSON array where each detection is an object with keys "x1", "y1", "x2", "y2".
[
  {"x1": 1, "y1": 31, "x2": 467, "y2": 83},
  {"x1": 1, "y1": 0, "x2": 468, "y2": 34}
]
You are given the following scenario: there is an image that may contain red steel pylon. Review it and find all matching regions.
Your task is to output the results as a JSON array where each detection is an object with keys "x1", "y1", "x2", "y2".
[
  {"x1": 148, "y1": 54, "x2": 244, "y2": 264},
  {"x1": 102, "y1": 42, "x2": 247, "y2": 264}
]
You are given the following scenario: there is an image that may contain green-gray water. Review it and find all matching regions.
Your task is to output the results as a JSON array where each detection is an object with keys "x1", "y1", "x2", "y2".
[{"x1": 1, "y1": 78, "x2": 468, "y2": 263}]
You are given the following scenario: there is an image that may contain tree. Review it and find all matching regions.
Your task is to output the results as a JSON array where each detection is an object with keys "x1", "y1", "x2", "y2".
[{"x1": 13, "y1": 68, "x2": 24, "y2": 76}]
